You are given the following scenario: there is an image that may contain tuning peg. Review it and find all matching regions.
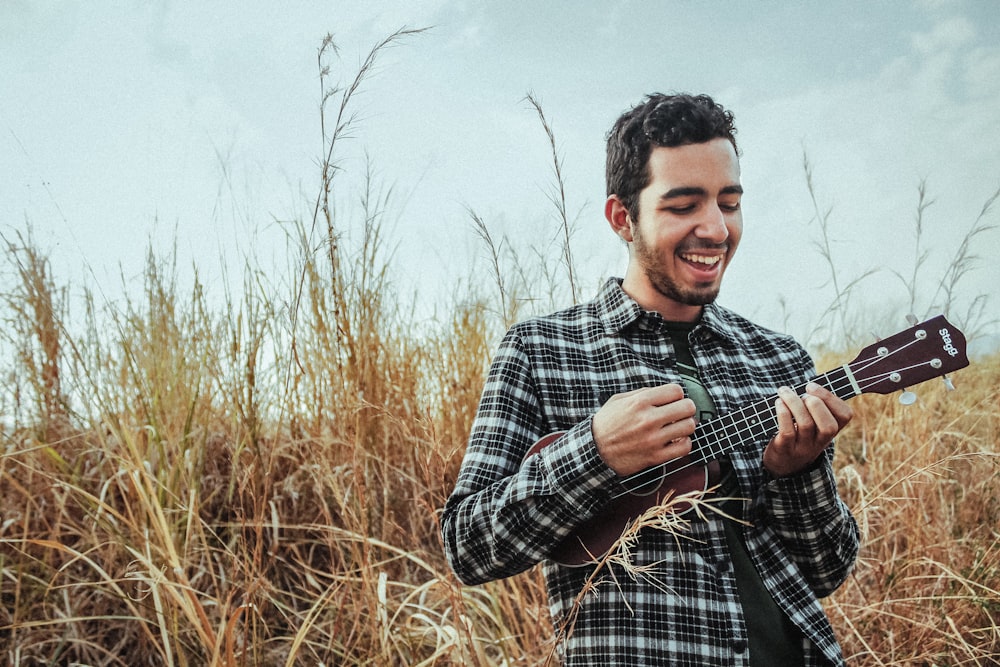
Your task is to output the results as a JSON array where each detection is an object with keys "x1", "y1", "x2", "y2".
[
  {"x1": 942, "y1": 375, "x2": 955, "y2": 391},
  {"x1": 899, "y1": 390, "x2": 917, "y2": 405}
]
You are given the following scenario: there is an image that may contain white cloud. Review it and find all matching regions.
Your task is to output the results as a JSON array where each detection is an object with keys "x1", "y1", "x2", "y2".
[
  {"x1": 910, "y1": 15, "x2": 975, "y2": 54},
  {"x1": 963, "y1": 46, "x2": 1000, "y2": 99}
]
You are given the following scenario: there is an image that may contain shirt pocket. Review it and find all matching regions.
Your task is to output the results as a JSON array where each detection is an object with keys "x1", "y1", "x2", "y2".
[{"x1": 542, "y1": 377, "x2": 650, "y2": 433}]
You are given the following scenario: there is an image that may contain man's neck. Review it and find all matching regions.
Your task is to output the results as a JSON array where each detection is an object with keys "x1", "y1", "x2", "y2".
[{"x1": 621, "y1": 272, "x2": 704, "y2": 323}]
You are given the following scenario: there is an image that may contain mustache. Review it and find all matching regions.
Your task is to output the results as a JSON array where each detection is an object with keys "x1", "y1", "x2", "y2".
[{"x1": 677, "y1": 241, "x2": 729, "y2": 254}]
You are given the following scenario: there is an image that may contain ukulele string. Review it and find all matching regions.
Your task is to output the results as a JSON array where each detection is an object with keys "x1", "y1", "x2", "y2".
[
  {"x1": 837, "y1": 324, "x2": 939, "y2": 391},
  {"x1": 609, "y1": 341, "x2": 934, "y2": 501},
  {"x1": 611, "y1": 377, "x2": 833, "y2": 498}
]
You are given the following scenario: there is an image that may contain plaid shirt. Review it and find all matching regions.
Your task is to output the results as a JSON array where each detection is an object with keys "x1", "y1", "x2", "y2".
[{"x1": 442, "y1": 279, "x2": 859, "y2": 666}]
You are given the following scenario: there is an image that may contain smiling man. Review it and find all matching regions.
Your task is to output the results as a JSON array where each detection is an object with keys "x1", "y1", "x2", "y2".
[
  {"x1": 612, "y1": 139, "x2": 742, "y2": 314},
  {"x1": 442, "y1": 93, "x2": 860, "y2": 665}
]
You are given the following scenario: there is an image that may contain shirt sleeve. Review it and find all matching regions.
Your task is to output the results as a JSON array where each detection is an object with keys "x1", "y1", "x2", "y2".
[
  {"x1": 440, "y1": 326, "x2": 618, "y2": 585},
  {"x1": 757, "y1": 344, "x2": 861, "y2": 597},
  {"x1": 760, "y1": 448, "x2": 860, "y2": 597}
]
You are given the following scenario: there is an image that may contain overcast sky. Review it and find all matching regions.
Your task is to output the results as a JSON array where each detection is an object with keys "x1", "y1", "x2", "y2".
[{"x1": 3, "y1": 1, "x2": 999, "y2": 349}]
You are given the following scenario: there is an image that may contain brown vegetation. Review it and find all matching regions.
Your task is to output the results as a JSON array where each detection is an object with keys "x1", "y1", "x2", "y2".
[{"x1": 1, "y1": 31, "x2": 997, "y2": 666}]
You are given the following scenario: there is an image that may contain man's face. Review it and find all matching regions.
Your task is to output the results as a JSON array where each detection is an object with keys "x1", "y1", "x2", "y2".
[{"x1": 617, "y1": 138, "x2": 743, "y2": 321}]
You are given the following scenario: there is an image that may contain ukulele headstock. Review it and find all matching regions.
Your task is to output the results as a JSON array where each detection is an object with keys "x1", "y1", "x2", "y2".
[{"x1": 847, "y1": 315, "x2": 969, "y2": 396}]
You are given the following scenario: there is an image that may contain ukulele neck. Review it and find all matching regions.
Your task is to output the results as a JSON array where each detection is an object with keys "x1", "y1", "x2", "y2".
[{"x1": 689, "y1": 366, "x2": 856, "y2": 466}]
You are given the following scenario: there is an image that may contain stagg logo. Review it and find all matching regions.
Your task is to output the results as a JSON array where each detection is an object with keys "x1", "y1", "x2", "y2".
[{"x1": 939, "y1": 328, "x2": 959, "y2": 357}]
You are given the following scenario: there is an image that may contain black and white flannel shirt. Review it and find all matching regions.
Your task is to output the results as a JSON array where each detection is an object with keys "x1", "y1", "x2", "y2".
[{"x1": 442, "y1": 278, "x2": 860, "y2": 666}]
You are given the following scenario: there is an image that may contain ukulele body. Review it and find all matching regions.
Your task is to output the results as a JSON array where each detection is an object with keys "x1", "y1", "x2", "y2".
[{"x1": 524, "y1": 432, "x2": 708, "y2": 567}]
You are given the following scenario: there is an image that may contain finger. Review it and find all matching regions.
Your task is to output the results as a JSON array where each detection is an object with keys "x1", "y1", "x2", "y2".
[
  {"x1": 660, "y1": 415, "x2": 696, "y2": 443},
  {"x1": 660, "y1": 396, "x2": 696, "y2": 424},
  {"x1": 802, "y1": 380, "x2": 836, "y2": 401},
  {"x1": 643, "y1": 383, "x2": 686, "y2": 406},
  {"x1": 606, "y1": 383, "x2": 685, "y2": 412},
  {"x1": 773, "y1": 394, "x2": 797, "y2": 446},
  {"x1": 630, "y1": 396, "x2": 695, "y2": 441},
  {"x1": 639, "y1": 391, "x2": 696, "y2": 433},
  {"x1": 805, "y1": 381, "x2": 854, "y2": 429},
  {"x1": 802, "y1": 394, "x2": 840, "y2": 444},
  {"x1": 777, "y1": 386, "x2": 815, "y2": 438},
  {"x1": 663, "y1": 435, "x2": 693, "y2": 460},
  {"x1": 611, "y1": 383, "x2": 683, "y2": 400}
]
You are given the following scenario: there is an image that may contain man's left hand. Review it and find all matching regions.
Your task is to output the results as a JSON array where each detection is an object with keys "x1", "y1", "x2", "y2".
[{"x1": 763, "y1": 382, "x2": 854, "y2": 477}]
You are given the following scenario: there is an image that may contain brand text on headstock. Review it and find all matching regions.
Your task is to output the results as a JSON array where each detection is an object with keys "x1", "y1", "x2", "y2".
[{"x1": 940, "y1": 328, "x2": 959, "y2": 358}]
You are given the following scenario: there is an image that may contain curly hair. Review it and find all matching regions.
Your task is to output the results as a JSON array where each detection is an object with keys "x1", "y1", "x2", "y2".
[{"x1": 606, "y1": 93, "x2": 738, "y2": 219}]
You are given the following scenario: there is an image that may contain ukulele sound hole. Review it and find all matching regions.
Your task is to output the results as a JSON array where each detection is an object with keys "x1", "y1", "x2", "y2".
[
  {"x1": 620, "y1": 455, "x2": 696, "y2": 497},
  {"x1": 621, "y1": 471, "x2": 665, "y2": 496}
]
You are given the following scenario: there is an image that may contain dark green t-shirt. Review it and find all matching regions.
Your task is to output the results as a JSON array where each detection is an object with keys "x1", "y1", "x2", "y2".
[{"x1": 664, "y1": 321, "x2": 805, "y2": 665}]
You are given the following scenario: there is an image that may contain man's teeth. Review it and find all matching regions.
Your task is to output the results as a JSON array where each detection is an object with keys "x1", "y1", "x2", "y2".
[{"x1": 681, "y1": 253, "x2": 722, "y2": 266}]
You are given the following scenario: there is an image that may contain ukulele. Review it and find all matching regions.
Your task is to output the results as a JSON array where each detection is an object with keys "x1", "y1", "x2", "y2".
[{"x1": 524, "y1": 314, "x2": 970, "y2": 567}]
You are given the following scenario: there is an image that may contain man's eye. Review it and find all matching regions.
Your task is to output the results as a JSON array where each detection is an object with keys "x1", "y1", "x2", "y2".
[
  {"x1": 720, "y1": 201, "x2": 741, "y2": 212},
  {"x1": 665, "y1": 205, "x2": 696, "y2": 214}
]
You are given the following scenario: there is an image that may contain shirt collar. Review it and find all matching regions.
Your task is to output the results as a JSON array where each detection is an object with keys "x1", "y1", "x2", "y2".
[
  {"x1": 595, "y1": 278, "x2": 643, "y2": 333},
  {"x1": 595, "y1": 277, "x2": 736, "y2": 348}
]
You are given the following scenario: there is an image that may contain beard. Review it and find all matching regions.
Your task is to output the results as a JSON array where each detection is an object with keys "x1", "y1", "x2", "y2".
[
  {"x1": 633, "y1": 233, "x2": 725, "y2": 306},
  {"x1": 647, "y1": 267, "x2": 722, "y2": 306}
]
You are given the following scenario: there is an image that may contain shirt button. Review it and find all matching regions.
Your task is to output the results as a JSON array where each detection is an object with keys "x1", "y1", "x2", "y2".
[{"x1": 733, "y1": 638, "x2": 747, "y2": 653}]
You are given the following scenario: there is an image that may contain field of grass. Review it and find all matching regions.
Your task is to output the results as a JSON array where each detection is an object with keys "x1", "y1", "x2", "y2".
[{"x1": 2, "y1": 32, "x2": 998, "y2": 666}]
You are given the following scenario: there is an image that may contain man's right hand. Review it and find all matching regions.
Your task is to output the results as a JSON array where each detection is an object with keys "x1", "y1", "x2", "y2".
[{"x1": 591, "y1": 384, "x2": 696, "y2": 477}]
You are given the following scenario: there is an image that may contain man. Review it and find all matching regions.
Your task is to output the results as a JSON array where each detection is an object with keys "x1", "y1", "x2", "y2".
[{"x1": 441, "y1": 93, "x2": 860, "y2": 665}]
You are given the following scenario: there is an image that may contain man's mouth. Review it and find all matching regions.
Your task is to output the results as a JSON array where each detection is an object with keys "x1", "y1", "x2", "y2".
[{"x1": 679, "y1": 252, "x2": 724, "y2": 267}]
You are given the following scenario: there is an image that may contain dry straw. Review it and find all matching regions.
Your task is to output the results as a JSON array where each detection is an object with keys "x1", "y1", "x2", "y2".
[{"x1": 1, "y1": 29, "x2": 998, "y2": 666}]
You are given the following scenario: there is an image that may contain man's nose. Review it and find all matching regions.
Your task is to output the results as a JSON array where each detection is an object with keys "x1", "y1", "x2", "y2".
[{"x1": 695, "y1": 204, "x2": 730, "y2": 242}]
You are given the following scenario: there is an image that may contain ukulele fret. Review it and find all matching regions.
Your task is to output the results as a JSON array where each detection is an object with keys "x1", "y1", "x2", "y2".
[
  {"x1": 690, "y1": 367, "x2": 853, "y2": 465},
  {"x1": 691, "y1": 395, "x2": 779, "y2": 464},
  {"x1": 824, "y1": 366, "x2": 859, "y2": 401}
]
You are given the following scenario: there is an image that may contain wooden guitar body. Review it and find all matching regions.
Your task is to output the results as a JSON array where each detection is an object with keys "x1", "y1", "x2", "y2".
[{"x1": 526, "y1": 432, "x2": 707, "y2": 566}]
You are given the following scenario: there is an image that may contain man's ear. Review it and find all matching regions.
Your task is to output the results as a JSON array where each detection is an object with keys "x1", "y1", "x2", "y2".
[{"x1": 605, "y1": 195, "x2": 634, "y2": 243}]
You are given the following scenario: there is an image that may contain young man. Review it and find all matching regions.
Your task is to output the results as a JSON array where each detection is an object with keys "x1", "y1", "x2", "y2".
[{"x1": 442, "y1": 93, "x2": 860, "y2": 665}]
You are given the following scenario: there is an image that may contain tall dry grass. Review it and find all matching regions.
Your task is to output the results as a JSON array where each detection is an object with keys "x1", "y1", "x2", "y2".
[
  {"x1": 1, "y1": 31, "x2": 998, "y2": 666},
  {"x1": 828, "y1": 353, "x2": 1000, "y2": 664}
]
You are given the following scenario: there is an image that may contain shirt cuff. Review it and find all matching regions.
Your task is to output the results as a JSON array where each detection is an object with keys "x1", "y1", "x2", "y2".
[
  {"x1": 763, "y1": 456, "x2": 842, "y2": 523},
  {"x1": 533, "y1": 418, "x2": 619, "y2": 513}
]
